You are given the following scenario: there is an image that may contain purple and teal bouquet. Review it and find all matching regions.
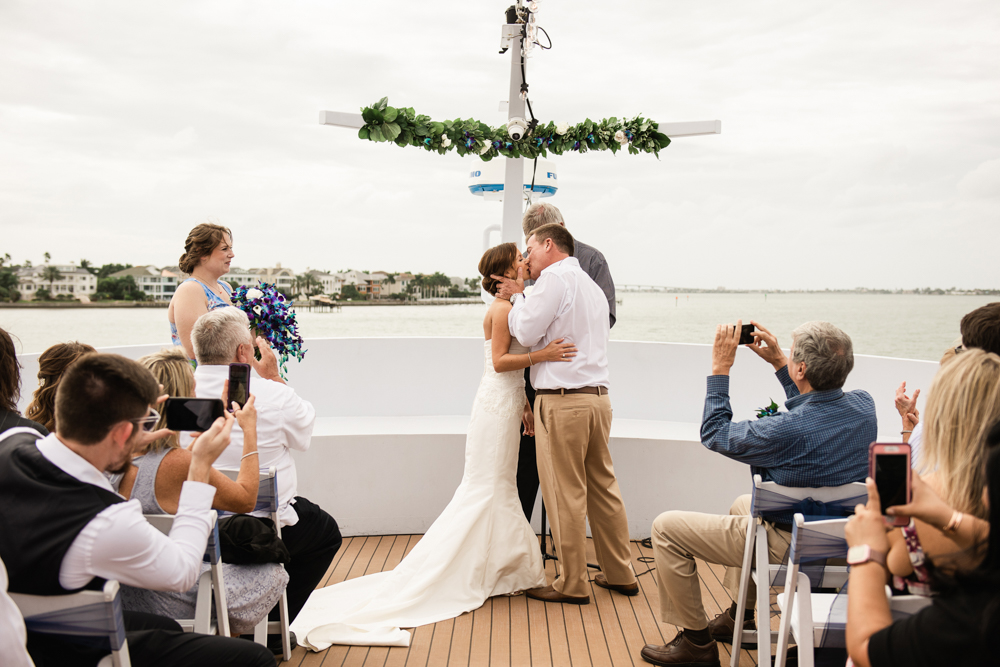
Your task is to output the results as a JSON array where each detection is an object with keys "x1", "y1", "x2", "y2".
[{"x1": 230, "y1": 281, "x2": 306, "y2": 380}]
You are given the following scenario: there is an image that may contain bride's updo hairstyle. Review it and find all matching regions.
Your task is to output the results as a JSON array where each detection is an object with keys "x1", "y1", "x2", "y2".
[
  {"x1": 179, "y1": 223, "x2": 232, "y2": 274},
  {"x1": 478, "y1": 243, "x2": 520, "y2": 296}
]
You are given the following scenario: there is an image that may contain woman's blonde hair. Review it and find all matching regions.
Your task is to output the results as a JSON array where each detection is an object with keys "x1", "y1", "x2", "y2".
[
  {"x1": 920, "y1": 348, "x2": 1000, "y2": 519},
  {"x1": 137, "y1": 348, "x2": 195, "y2": 453}
]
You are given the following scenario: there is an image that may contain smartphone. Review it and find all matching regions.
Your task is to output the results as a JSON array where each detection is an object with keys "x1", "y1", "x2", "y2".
[
  {"x1": 227, "y1": 363, "x2": 251, "y2": 411},
  {"x1": 164, "y1": 397, "x2": 225, "y2": 432},
  {"x1": 869, "y1": 443, "x2": 912, "y2": 526},
  {"x1": 738, "y1": 323, "x2": 755, "y2": 345}
]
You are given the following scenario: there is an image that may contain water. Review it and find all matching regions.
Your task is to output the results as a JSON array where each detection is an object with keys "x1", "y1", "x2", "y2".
[{"x1": 2, "y1": 293, "x2": 995, "y2": 361}]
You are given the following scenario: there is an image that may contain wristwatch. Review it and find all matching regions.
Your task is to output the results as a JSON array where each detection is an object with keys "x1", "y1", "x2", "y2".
[
  {"x1": 509, "y1": 293, "x2": 521, "y2": 305},
  {"x1": 847, "y1": 544, "x2": 888, "y2": 569}
]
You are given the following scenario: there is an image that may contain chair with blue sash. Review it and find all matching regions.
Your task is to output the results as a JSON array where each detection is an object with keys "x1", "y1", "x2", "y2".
[
  {"x1": 145, "y1": 510, "x2": 231, "y2": 637},
  {"x1": 11, "y1": 579, "x2": 132, "y2": 667},
  {"x1": 773, "y1": 513, "x2": 933, "y2": 667},
  {"x1": 729, "y1": 475, "x2": 867, "y2": 667},
  {"x1": 219, "y1": 465, "x2": 292, "y2": 661}
]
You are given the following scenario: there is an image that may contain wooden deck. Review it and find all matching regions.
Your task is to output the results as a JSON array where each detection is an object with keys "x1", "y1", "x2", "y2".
[{"x1": 281, "y1": 535, "x2": 772, "y2": 667}]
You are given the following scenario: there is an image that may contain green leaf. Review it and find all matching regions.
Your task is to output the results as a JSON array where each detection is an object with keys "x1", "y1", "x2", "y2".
[
  {"x1": 383, "y1": 106, "x2": 398, "y2": 123},
  {"x1": 361, "y1": 108, "x2": 377, "y2": 123},
  {"x1": 382, "y1": 122, "x2": 401, "y2": 141},
  {"x1": 358, "y1": 127, "x2": 369, "y2": 140},
  {"x1": 369, "y1": 125, "x2": 384, "y2": 142},
  {"x1": 431, "y1": 122, "x2": 444, "y2": 135},
  {"x1": 377, "y1": 97, "x2": 388, "y2": 111}
]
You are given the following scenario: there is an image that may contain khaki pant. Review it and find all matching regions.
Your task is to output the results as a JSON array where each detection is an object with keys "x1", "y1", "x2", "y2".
[
  {"x1": 534, "y1": 393, "x2": 635, "y2": 598},
  {"x1": 651, "y1": 494, "x2": 791, "y2": 630}
]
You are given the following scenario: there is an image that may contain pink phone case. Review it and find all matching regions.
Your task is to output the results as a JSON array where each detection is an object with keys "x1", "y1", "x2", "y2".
[{"x1": 868, "y1": 442, "x2": 912, "y2": 527}]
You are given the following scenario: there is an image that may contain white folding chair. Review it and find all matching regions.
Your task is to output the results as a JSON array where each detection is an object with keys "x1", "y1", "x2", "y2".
[
  {"x1": 146, "y1": 510, "x2": 231, "y2": 637},
  {"x1": 219, "y1": 465, "x2": 292, "y2": 661},
  {"x1": 730, "y1": 475, "x2": 867, "y2": 667},
  {"x1": 12, "y1": 579, "x2": 132, "y2": 667},
  {"x1": 773, "y1": 513, "x2": 934, "y2": 667}
]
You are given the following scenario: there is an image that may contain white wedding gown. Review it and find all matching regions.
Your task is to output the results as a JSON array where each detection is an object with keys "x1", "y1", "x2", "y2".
[{"x1": 291, "y1": 340, "x2": 547, "y2": 650}]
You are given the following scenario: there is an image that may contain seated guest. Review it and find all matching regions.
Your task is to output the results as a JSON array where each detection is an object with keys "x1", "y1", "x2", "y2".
[
  {"x1": 25, "y1": 341, "x2": 96, "y2": 432},
  {"x1": 168, "y1": 222, "x2": 237, "y2": 360},
  {"x1": 117, "y1": 348, "x2": 288, "y2": 635},
  {"x1": 895, "y1": 301, "x2": 1000, "y2": 464},
  {"x1": 0, "y1": 353, "x2": 273, "y2": 666},
  {"x1": 190, "y1": 308, "x2": 342, "y2": 629},
  {"x1": 1, "y1": 557, "x2": 33, "y2": 667},
  {"x1": 845, "y1": 422, "x2": 1000, "y2": 667},
  {"x1": 887, "y1": 349, "x2": 1000, "y2": 592},
  {"x1": 640, "y1": 320, "x2": 877, "y2": 667},
  {"x1": 0, "y1": 327, "x2": 47, "y2": 436}
]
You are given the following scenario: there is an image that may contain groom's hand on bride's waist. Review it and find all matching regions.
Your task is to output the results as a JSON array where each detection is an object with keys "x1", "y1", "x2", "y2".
[{"x1": 491, "y1": 267, "x2": 525, "y2": 301}]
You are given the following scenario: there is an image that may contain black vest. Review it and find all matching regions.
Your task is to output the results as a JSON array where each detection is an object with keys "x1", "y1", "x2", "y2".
[{"x1": 0, "y1": 432, "x2": 124, "y2": 595}]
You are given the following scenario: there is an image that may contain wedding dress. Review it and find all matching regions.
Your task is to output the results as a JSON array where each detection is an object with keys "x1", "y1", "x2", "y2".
[{"x1": 290, "y1": 340, "x2": 547, "y2": 650}]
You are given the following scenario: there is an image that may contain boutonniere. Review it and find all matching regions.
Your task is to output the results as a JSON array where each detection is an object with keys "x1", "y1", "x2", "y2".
[{"x1": 755, "y1": 399, "x2": 780, "y2": 419}]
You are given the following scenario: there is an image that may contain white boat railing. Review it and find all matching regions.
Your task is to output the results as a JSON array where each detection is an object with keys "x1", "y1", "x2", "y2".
[{"x1": 16, "y1": 338, "x2": 937, "y2": 537}]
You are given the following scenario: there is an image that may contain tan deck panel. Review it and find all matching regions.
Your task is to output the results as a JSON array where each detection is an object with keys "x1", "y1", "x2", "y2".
[{"x1": 284, "y1": 536, "x2": 762, "y2": 666}]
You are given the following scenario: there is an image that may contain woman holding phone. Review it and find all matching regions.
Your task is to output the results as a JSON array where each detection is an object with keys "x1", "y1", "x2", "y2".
[
  {"x1": 117, "y1": 348, "x2": 287, "y2": 635},
  {"x1": 844, "y1": 422, "x2": 999, "y2": 667},
  {"x1": 884, "y1": 349, "x2": 1000, "y2": 593}
]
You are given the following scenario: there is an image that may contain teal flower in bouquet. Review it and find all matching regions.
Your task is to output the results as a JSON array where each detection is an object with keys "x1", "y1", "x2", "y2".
[
  {"x1": 230, "y1": 281, "x2": 306, "y2": 380},
  {"x1": 755, "y1": 399, "x2": 780, "y2": 419}
]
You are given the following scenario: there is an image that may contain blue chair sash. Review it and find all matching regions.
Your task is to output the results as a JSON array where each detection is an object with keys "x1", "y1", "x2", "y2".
[
  {"x1": 24, "y1": 596, "x2": 126, "y2": 650},
  {"x1": 752, "y1": 485, "x2": 867, "y2": 525}
]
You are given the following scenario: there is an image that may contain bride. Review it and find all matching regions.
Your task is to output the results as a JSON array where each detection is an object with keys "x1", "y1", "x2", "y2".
[{"x1": 290, "y1": 243, "x2": 577, "y2": 650}]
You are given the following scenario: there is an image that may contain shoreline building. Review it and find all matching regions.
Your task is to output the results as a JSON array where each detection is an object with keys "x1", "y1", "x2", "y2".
[
  {"x1": 16, "y1": 264, "x2": 97, "y2": 301},
  {"x1": 107, "y1": 265, "x2": 179, "y2": 302}
]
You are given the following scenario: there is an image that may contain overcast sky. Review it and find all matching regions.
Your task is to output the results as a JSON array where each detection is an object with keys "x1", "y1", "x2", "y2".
[{"x1": 1, "y1": 1, "x2": 997, "y2": 290}]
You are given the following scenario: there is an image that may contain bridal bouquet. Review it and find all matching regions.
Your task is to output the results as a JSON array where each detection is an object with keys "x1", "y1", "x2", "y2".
[{"x1": 230, "y1": 281, "x2": 306, "y2": 380}]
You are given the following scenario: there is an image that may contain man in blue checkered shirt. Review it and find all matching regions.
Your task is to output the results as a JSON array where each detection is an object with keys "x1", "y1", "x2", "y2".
[{"x1": 640, "y1": 321, "x2": 877, "y2": 667}]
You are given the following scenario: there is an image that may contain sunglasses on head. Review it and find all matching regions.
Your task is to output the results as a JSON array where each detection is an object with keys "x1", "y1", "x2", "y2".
[{"x1": 131, "y1": 408, "x2": 161, "y2": 432}]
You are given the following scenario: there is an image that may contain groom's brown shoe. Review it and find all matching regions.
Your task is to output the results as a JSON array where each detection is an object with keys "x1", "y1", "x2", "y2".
[
  {"x1": 593, "y1": 573, "x2": 639, "y2": 597},
  {"x1": 525, "y1": 585, "x2": 590, "y2": 605}
]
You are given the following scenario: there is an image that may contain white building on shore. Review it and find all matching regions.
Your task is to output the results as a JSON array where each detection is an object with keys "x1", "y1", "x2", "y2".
[
  {"x1": 108, "y1": 265, "x2": 179, "y2": 301},
  {"x1": 16, "y1": 264, "x2": 97, "y2": 301}
]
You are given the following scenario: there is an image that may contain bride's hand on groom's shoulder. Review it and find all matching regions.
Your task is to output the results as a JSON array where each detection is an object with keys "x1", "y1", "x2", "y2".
[
  {"x1": 491, "y1": 267, "x2": 525, "y2": 301},
  {"x1": 538, "y1": 338, "x2": 578, "y2": 363}
]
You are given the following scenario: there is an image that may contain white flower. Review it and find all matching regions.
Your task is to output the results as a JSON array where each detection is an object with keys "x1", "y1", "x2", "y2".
[
  {"x1": 480, "y1": 142, "x2": 491, "y2": 155},
  {"x1": 555, "y1": 121, "x2": 570, "y2": 135},
  {"x1": 246, "y1": 288, "x2": 264, "y2": 300},
  {"x1": 614, "y1": 129, "x2": 627, "y2": 144},
  {"x1": 253, "y1": 305, "x2": 262, "y2": 315},
  {"x1": 440, "y1": 134, "x2": 451, "y2": 148}
]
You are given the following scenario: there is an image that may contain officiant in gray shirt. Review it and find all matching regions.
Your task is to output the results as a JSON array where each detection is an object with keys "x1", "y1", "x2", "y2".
[{"x1": 517, "y1": 202, "x2": 616, "y2": 521}]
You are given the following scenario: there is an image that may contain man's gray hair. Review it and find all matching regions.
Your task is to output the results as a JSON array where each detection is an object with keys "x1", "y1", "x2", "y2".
[
  {"x1": 522, "y1": 202, "x2": 564, "y2": 236},
  {"x1": 192, "y1": 308, "x2": 252, "y2": 365},
  {"x1": 790, "y1": 321, "x2": 855, "y2": 391}
]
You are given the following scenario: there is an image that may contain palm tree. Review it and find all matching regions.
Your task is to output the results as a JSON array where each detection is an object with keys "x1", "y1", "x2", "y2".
[
  {"x1": 42, "y1": 265, "x2": 63, "y2": 297},
  {"x1": 43, "y1": 252, "x2": 51, "y2": 264},
  {"x1": 79, "y1": 259, "x2": 96, "y2": 274}
]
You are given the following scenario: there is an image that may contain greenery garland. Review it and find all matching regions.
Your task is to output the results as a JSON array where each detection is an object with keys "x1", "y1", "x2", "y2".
[{"x1": 358, "y1": 97, "x2": 671, "y2": 161}]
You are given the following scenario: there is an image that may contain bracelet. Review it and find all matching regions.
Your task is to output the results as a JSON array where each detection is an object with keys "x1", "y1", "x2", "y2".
[
  {"x1": 527, "y1": 352, "x2": 534, "y2": 366},
  {"x1": 901, "y1": 430, "x2": 913, "y2": 434},
  {"x1": 943, "y1": 511, "x2": 964, "y2": 533},
  {"x1": 241, "y1": 451, "x2": 259, "y2": 461}
]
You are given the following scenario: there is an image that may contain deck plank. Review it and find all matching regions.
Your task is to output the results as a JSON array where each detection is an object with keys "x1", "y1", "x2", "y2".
[
  {"x1": 526, "y1": 596, "x2": 554, "y2": 667},
  {"x1": 468, "y1": 599, "x2": 493, "y2": 667},
  {"x1": 403, "y1": 623, "x2": 433, "y2": 667},
  {"x1": 448, "y1": 612, "x2": 474, "y2": 667},
  {"x1": 509, "y1": 593, "x2": 532, "y2": 667},
  {"x1": 490, "y1": 594, "x2": 511, "y2": 667},
  {"x1": 324, "y1": 536, "x2": 367, "y2": 587}
]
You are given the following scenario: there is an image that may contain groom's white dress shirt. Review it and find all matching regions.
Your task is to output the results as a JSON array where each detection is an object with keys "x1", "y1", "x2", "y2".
[
  {"x1": 192, "y1": 364, "x2": 315, "y2": 526},
  {"x1": 26, "y1": 432, "x2": 217, "y2": 592},
  {"x1": 508, "y1": 256, "x2": 611, "y2": 390}
]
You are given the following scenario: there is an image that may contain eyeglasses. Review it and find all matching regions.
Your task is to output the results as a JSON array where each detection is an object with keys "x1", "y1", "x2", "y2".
[
  {"x1": 954, "y1": 344, "x2": 965, "y2": 355},
  {"x1": 131, "y1": 408, "x2": 161, "y2": 432}
]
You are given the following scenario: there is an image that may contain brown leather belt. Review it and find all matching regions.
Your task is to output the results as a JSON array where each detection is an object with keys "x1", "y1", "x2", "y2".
[{"x1": 535, "y1": 386, "x2": 609, "y2": 396}]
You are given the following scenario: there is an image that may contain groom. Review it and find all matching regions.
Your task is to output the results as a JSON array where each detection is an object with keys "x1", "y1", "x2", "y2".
[{"x1": 493, "y1": 223, "x2": 637, "y2": 604}]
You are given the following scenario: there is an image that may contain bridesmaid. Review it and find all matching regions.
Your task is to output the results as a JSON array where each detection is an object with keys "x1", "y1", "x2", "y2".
[{"x1": 168, "y1": 223, "x2": 237, "y2": 360}]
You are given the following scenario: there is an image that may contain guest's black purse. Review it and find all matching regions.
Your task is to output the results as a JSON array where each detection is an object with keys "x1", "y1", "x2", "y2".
[{"x1": 217, "y1": 514, "x2": 291, "y2": 565}]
